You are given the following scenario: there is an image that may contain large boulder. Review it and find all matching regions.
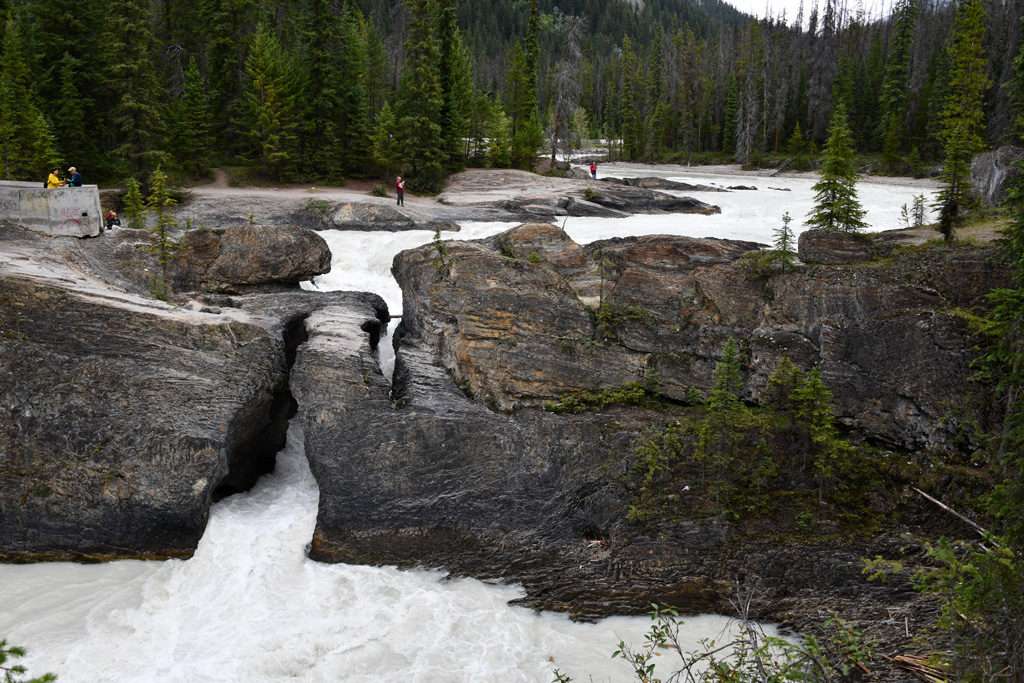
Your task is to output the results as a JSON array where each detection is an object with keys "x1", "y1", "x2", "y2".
[
  {"x1": 292, "y1": 200, "x2": 460, "y2": 233},
  {"x1": 798, "y1": 228, "x2": 873, "y2": 264},
  {"x1": 609, "y1": 176, "x2": 726, "y2": 192},
  {"x1": 63, "y1": 225, "x2": 331, "y2": 295},
  {"x1": 176, "y1": 225, "x2": 332, "y2": 292},
  {"x1": 970, "y1": 145, "x2": 1024, "y2": 207}
]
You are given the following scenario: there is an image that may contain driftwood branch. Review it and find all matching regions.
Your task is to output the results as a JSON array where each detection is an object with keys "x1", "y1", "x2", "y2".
[{"x1": 912, "y1": 487, "x2": 992, "y2": 542}]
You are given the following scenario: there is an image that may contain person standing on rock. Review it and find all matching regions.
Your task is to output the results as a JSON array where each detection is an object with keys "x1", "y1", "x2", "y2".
[
  {"x1": 395, "y1": 176, "x2": 405, "y2": 206},
  {"x1": 590, "y1": 161, "x2": 597, "y2": 179}
]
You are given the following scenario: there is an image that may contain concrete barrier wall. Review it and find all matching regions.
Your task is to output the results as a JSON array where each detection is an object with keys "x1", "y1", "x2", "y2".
[{"x1": 0, "y1": 181, "x2": 102, "y2": 237}]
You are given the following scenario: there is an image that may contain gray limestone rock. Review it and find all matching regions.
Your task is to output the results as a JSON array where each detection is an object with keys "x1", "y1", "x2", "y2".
[{"x1": 970, "y1": 145, "x2": 1024, "y2": 207}]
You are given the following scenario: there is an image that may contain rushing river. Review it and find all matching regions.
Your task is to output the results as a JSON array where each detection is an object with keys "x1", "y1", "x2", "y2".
[{"x1": 0, "y1": 166, "x2": 933, "y2": 681}]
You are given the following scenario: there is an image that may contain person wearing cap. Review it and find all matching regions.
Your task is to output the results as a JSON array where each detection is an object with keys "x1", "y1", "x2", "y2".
[
  {"x1": 46, "y1": 167, "x2": 65, "y2": 188},
  {"x1": 66, "y1": 167, "x2": 83, "y2": 187}
]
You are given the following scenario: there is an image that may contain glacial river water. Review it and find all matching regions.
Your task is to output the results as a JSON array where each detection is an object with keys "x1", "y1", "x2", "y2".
[{"x1": 0, "y1": 167, "x2": 935, "y2": 681}]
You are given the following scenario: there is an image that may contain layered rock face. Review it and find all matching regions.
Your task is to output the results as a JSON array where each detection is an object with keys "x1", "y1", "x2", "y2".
[
  {"x1": 0, "y1": 222, "x2": 384, "y2": 561},
  {"x1": 391, "y1": 223, "x2": 994, "y2": 449},
  {"x1": 298, "y1": 223, "x2": 1004, "y2": 629},
  {"x1": 0, "y1": 277, "x2": 287, "y2": 560}
]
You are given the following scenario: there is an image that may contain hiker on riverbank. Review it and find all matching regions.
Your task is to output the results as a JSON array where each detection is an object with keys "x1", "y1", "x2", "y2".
[
  {"x1": 396, "y1": 176, "x2": 405, "y2": 206},
  {"x1": 590, "y1": 161, "x2": 597, "y2": 179}
]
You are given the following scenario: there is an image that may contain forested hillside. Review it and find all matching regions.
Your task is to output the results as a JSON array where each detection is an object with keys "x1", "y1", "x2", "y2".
[{"x1": 0, "y1": 0, "x2": 1021, "y2": 188}]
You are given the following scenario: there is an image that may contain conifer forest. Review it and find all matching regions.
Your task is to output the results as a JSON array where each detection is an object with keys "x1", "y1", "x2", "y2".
[{"x1": 0, "y1": 0, "x2": 1021, "y2": 190}]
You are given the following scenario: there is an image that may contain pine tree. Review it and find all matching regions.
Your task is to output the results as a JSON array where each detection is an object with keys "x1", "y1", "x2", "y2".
[
  {"x1": 29, "y1": 0, "x2": 103, "y2": 175},
  {"x1": 806, "y1": 102, "x2": 866, "y2": 232},
  {"x1": 507, "y1": 0, "x2": 542, "y2": 169},
  {"x1": 787, "y1": 122, "x2": 809, "y2": 170},
  {"x1": 791, "y1": 367, "x2": 850, "y2": 503},
  {"x1": 372, "y1": 101, "x2": 401, "y2": 180},
  {"x1": 935, "y1": 0, "x2": 989, "y2": 240},
  {"x1": 877, "y1": 0, "x2": 917, "y2": 169},
  {"x1": 0, "y1": 17, "x2": 59, "y2": 180},
  {"x1": 241, "y1": 25, "x2": 303, "y2": 180},
  {"x1": 396, "y1": 0, "x2": 445, "y2": 191},
  {"x1": 619, "y1": 38, "x2": 643, "y2": 160},
  {"x1": 773, "y1": 212, "x2": 796, "y2": 268},
  {"x1": 146, "y1": 168, "x2": 178, "y2": 287},
  {"x1": 165, "y1": 57, "x2": 213, "y2": 178},
  {"x1": 722, "y1": 73, "x2": 738, "y2": 155},
  {"x1": 303, "y1": 0, "x2": 344, "y2": 169},
  {"x1": 694, "y1": 338, "x2": 753, "y2": 506},
  {"x1": 122, "y1": 177, "x2": 146, "y2": 230},
  {"x1": 489, "y1": 106, "x2": 512, "y2": 168},
  {"x1": 204, "y1": 0, "x2": 262, "y2": 155},
  {"x1": 99, "y1": 0, "x2": 165, "y2": 176},
  {"x1": 335, "y1": 6, "x2": 372, "y2": 174},
  {"x1": 437, "y1": 0, "x2": 474, "y2": 171}
]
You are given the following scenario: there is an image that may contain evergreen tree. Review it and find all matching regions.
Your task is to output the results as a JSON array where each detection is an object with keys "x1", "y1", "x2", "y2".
[
  {"x1": 694, "y1": 338, "x2": 753, "y2": 506},
  {"x1": 722, "y1": 73, "x2": 738, "y2": 155},
  {"x1": 806, "y1": 102, "x2": 866, "y2": 232},
  {"x1": 146, "y1": 168, "x2": 178, "y2": 296},
  {"x1": 204, "y1": 0, "x2": 262, "y2": 155},
  {"x1": 507, "y1": 0, "x2": 542, "y2": 169},
  {"x1": 396, "y1": 0, "x2": 445, "y2": 191},
  {"x1": 979, "y1": 152, "x2": 1024, "y2": 546},
  {"x1": 122, "y1": 177, "x2": 146, "y2": 229},
  {"x1": 437, "y1": 0, "x2": 474, "y2": 171},
  {"x1": 0, "y1": 17, "x2": 58, "y2": 180},
  {"x1": 935, "y1": 0, "x2": 989, "y2": 239},
  {"x1": 791, "y1": 367, "x2": 851, "y2": 504},
  {"x1": 877, "y1": 0, "x2": 917, "y2": 170},
  {"x1": 772, "y1": 212, "x2": 796, "y2": 268},
  {"x1": 99, "y1": 0, "x2": 165, "y2": 176},
  {"x1": 619, "y1": 37, "x2": 643, "y2": 160},
  {"x1": 303, "y1": 0, "x2": 345, "y2": 169},
  {"x1": 0, "y1": 75, "x2": 15, "y2": 179},
  {"x1": 165, "y1": 57, "x2": 213, "y2": 178},
  {"x1": 787, "y1": 122, "x2": 809, "y2": 170},
  {"x1": 29, "y1": 0, "x2": 103, "y2": 174},
  {"x1": 335, "y1": 5, "x2": 372, "y2": 174},
  {"x1": 489, "y1": 106, "x2": 512, "y2": 168},
  {"x1": 240, "y1": 25, "x2": 303, "y2": 180},
  {"x1": 372, "y1": 101, "x2": 401, "y2": 180}
]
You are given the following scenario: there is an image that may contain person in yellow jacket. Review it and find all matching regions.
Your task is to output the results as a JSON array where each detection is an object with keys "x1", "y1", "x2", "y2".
[{"x1": 46, "y1": 167, "x2": 65, "y2": 188}]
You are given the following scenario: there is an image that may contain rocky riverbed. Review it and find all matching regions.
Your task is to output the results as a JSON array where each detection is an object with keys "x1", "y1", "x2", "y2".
[{"x1": 0, "y1": 167, "x2": 1007, "y2": 680}]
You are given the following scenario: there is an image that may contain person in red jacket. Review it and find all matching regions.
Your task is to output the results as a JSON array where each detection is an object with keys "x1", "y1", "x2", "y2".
[
  {"x1": 589, "y1": 161, "x2": 597, "y2": 179},
  {"x1": 395, "y1": 176, "x2": 405, "y2": 206}
]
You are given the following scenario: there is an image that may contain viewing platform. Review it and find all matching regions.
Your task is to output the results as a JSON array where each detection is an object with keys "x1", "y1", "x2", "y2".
[{"x1": 0, "y1": 180, "x2": 102, "y2": 237}]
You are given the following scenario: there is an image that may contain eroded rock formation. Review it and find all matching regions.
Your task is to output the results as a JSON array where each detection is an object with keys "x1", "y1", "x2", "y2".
[{"x1": 0, "y1": 223, "x2": 385, "y2": 561}]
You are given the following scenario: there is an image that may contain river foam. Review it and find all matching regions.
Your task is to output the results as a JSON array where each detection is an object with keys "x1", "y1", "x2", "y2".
[{"x1": 1, "y1": 422, "x2": 758, "y2": 682}]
